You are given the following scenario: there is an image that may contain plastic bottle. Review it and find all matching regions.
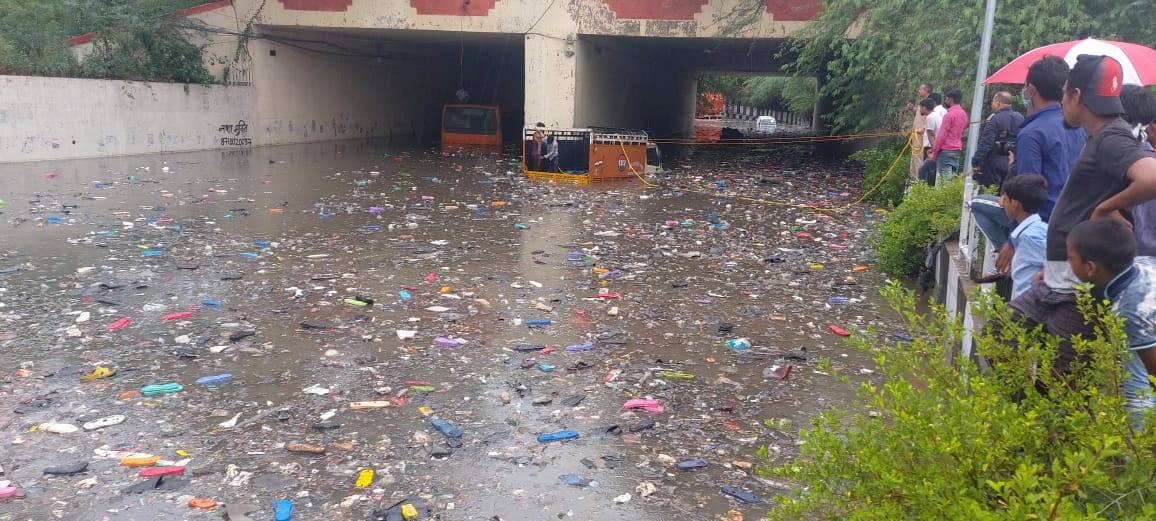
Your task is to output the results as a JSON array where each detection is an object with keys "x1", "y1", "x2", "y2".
[
  {"x1": 537, "y1": 430, "x2": 579, "y2": 443},
  {"x1": 726, "y1": 338, "x2": 751, "y2": 351},
  {"x1": 827, "y1": 296, "x2": 850, "y2": 305},
  {"x1": 525, "y1": 319, "x2": 552, "y2": 328},
  {"x1": 658, "y1": 371, "x2": 695, "y2": 381}
]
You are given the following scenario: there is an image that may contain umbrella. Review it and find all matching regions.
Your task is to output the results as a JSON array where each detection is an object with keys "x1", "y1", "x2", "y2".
[{"x1": 985, "y1": 38, "x2": 1156, "y2": 86}]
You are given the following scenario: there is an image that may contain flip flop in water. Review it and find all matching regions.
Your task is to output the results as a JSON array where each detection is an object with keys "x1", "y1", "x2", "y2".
[
  {"x1": 273, "y1": 499, "x2": 293, "y2": 521},
  {"x1": 83, "y1": 414, "x2": 125, "y2": 431}
]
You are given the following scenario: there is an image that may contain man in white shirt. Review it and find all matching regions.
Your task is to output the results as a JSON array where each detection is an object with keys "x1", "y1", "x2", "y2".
[{"x1": 918, "y1": 94, "x2": 947, "y2": 184}]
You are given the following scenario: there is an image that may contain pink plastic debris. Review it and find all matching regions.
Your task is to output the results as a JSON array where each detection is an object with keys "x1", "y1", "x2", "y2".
[{"x1": 622, "y1": 399, "x2": 664, "y2": 413}]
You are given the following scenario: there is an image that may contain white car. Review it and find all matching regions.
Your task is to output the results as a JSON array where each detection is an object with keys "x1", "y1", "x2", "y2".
[{"x1": 755, "y1": 115, "x2": 778, "y2": 135}]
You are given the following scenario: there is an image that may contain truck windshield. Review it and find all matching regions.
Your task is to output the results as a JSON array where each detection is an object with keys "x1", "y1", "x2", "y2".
[{"x1": 444, "y1": 107, "x2": 497, "y2": 135}]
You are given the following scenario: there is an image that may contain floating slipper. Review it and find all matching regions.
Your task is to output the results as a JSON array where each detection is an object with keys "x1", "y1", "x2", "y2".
[
  {"x1": 0, "y1": 486, "x2": 20, "y2": 499},
  {"x1": 120, "y1": 455, "x2": 161, "y2": 467},
  {"x1": 273, "y1": 499, "x2": 293, "y2": 521},
  {"x1": 38, "y1": 422, "x2": 79, "y2": 434},
  {"x1": 139, "y1": 466, "x2": 185, "y2": 478},
  {"x1": 141, "y1": 383, "x2": 183, "y2": 396},
  {"x1": 828, "y1": 325, "x2": 851, "y2": 337},
  {"x1": 195, "y1": 374, "x2": 233, "y2": 386},
  {"x1": 83, "y1": 414, "x2": 125, "y2": 431},
  {"x1": 81, "y1": 366, "x2": 116, "y2": 382}
]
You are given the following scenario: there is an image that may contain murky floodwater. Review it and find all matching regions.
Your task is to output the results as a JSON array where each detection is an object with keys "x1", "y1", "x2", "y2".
[{"x1": 0, "y1": 139, "x2": 895, "y2": 520}]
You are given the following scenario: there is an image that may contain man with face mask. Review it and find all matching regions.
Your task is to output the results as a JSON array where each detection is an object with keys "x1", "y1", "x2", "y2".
[
  {"x1": 969, "y1": 56, "x2": 1087, "y2": 281},
  {"x1": 1008, "y1": 54, "x2": 1156, "y2": 374}
]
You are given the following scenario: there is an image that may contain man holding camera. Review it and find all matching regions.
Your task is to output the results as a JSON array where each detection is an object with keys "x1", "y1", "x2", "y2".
[{"x1": 971, "y1": 91, "x2": 1024, "y2": 188}]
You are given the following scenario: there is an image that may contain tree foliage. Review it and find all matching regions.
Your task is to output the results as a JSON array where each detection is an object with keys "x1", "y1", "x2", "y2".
[
  {"x1": 0, "y1": 0, "x2": 212, "y2": 83},
  {"x1": 697, "y1": 75, "x2": 818, "y2": 114},
  {"x1": 784, "y1": 0, "x2": 1156, "y2": 133},
  {"x1": 764, "y1": 283, "x2": 1156, "y2": 519},
  {"x1": 851, "y1": 139, "x2": 907, "y2": 207},
  {"x1": 743, "y1": 76, "x2": 818, "y2": 115}
]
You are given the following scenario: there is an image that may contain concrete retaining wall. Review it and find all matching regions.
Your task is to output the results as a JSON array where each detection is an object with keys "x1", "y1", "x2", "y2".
[{"x1": 0, "y1": 75, "x2": 256, "y2": 163}]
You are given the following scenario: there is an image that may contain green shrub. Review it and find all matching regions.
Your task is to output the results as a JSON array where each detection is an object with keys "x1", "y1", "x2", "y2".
[
  {"x1": 875, "y1": 178, "x2": 963, "y2": 276},
  {"x1": 0, "y1": 0, "x2": 211, "y2": 83},
  {"x1": 763, "y1": 283, "x2": 1156, "y2": 520},
  {"x1": 851, "y1": 140, "x2": 907, "y2": 207}
]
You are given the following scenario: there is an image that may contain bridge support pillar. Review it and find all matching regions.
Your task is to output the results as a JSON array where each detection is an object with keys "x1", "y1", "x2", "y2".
[{"x1": 525, "y1": 33, "x2": 577, "y2": 128}]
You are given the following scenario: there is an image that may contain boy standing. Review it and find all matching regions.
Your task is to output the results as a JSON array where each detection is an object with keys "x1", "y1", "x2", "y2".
[
  {"x1": 999, "y1": 174, "x2": 1048, "y2": 299},
  {"x1": 1067, "y1": 218, "x2": 1156, "y2": 423}
]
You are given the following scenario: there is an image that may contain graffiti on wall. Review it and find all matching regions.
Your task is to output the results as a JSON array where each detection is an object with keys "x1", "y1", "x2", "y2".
[{"x1": 218, "y1": 120, "x2": 252, "y2": 147}]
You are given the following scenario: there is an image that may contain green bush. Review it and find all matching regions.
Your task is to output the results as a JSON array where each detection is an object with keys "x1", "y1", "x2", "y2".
[
  {"x1": 875, "y1": 178, "x2": 963, "y2": 276},
  {"x1": 763, "y1": 283, "x2": 1156, "y2": 520},
  {"x1": 851, "y1": 140, "x2": 907, "y2": 207},
  {"x1": 0, "y1": 0, "x2": 211, "y2": 83}
]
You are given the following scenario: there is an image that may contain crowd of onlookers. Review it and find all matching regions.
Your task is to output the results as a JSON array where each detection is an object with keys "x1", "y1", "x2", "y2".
[{"x1": 908, "y1": 55, "x2": 1156, "y2": 425}]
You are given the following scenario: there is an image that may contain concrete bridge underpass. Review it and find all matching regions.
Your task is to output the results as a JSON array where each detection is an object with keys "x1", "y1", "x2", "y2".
[{"x1": 69, "y1": 0, "x2": 829, "y2": 147}]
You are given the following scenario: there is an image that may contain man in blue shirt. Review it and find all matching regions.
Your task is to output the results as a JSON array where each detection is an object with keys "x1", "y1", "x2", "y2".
[
  {"x1": 1067, "y1": 218, "x2": 1156, "y2": 425},
  {"x1": 970, "y1": 56, "x2": 1087, "y2": 277},
  {"x1": 999, "y1": 174, "x2": 1048, "y2": 299}
]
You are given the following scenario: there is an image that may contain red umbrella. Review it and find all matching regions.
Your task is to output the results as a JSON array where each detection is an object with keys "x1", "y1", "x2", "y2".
[{"x1": 985, "y1": 38, "x2": 1156, "y2": 86}]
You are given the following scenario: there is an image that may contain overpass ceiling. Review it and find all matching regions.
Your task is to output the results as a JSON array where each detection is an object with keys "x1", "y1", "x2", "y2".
[
  {"x1": 256, "y1": 25, "x2": 522, "y2": 59},
  {"x1": 581, "y1": 35, "x2": 793, "y2": 74}
]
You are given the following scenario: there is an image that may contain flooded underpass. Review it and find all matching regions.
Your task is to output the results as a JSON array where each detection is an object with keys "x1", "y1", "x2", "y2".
[{"x1": 0, "y1": 140, "x2": 897, "y2": 521}]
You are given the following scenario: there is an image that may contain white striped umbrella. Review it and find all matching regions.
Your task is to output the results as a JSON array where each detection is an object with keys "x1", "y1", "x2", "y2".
[{"x1": 985, "y1": 38, "x2": 1156, "y2": 86}]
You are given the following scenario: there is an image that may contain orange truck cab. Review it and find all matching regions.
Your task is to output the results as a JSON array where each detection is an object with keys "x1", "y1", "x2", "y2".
[
  {"x1": 441, "y1": 104, "x2": 502, "y2": 152},
  {"x1": 522, "y1": 127, "x2": 650, "y2": 183}
]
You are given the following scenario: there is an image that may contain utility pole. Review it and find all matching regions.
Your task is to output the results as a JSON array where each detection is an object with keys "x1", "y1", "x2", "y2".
[
  {"x1": 957, "y1": 0, "x2": 997, "y2": 362},
  {"x1": 959, "y1": 0, "x2": 997, "y2": 267},
  {"x1": 965, "y1": 0, "x2": 997, "y2": 170}
]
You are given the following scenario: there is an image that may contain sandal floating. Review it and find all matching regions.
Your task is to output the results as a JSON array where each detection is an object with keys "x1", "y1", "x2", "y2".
[
  {"x1": 273, "y1": 499, "x2": 293, "y2": 521},
  {"x1": 39, "y1": 422, "x2": 80, "y2": 434},
  {"x1": 120, "y1": 455, "x2": 161, "y2": 467},
  {"x1": 140, "y1": 466, "x2": 185, "y2": 478},
  {"x1": 81, "y1": 366, "x2": 116, "y2": 382},
  {"x1": 83, "y1": 414, "x2": 125, "y2": 431},
  {"x1": 140, "y1": 383, "x2": 183, "y2": 396}
]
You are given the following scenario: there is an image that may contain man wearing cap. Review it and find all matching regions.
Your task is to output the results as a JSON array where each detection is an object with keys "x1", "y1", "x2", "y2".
[{"x1": 1009, "y1": 54, "x2": 1156, "y2": 372}]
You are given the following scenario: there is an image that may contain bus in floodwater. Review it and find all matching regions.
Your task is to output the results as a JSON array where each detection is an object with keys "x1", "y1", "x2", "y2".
[{"x1": 441, "y1": 104, "x2": 502, "y2": 152}]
